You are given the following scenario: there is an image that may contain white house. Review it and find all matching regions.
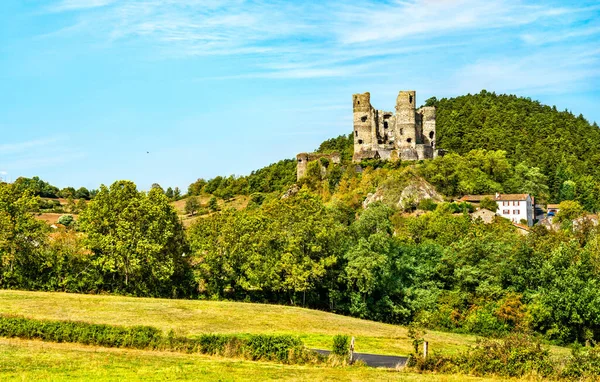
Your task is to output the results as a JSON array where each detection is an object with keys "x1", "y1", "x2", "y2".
[{"x1": 460, "y1": 193, "x2": 534, "y2": 227}]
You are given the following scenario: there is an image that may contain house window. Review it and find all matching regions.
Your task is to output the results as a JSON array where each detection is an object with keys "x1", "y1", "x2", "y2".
[
  {"x1": 503, "y1": 210, "x2": 510, "y2": 214},
  {"x1": 503, "y1": 201, "x2": 507, "y2": 206},
  {"x1": 513, "y1": 210, "x2": 520, "y2": 215}
]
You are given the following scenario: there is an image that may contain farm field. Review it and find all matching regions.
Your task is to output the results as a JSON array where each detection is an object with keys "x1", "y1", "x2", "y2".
[
  {"x1": 0, "y1": 338, "x2": 506, "y2": 381},
  {"x1": 0, "y1": 290, "x2": 479, "y2": 356}
]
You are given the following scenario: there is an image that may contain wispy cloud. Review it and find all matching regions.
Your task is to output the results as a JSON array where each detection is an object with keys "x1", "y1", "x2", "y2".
[
  {"x1": 0, "y1": 138, "x2": 59, "y2": 154},
  {"x1": 41, "y1": 0, "x2": 600, "y2": 90},
  {"x1": 50, "y1": 0, "x2": 116, "y2": 12},
  {"x1": 0, "y1": 136, "x2": 86, "y2": 172}
]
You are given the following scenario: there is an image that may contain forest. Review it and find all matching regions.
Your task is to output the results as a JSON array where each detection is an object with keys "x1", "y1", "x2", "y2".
[{"x1": 2, "y1": 91, "x2": 600, "y2": 347}]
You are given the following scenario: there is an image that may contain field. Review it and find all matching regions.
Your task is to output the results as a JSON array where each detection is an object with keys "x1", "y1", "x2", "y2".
[
  {"x1": 0, "y1": 338, "x2": 505, "y2": 382},
  {"x1": 0, "y1": 290, "x2": 482, "y2": 356}
]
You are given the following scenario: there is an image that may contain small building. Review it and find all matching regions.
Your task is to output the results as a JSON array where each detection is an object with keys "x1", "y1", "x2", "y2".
[
  {"x1": 547, "y1": 204, "x2": 560, "y2": 214},
  {"x1": 460, "y1": 193, "x2": 534, "y2": 227}
]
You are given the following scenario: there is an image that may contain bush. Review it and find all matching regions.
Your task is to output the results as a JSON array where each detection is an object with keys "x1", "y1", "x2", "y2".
[
  {"x1": 453, "y1": 332, "x2": 554, "y2": 378},
  {"x1": 332, "y1": 335, "x2": 349, "y2": 357},
  {"x1": 417, "y1": 198, "x2": 438, "y2": 211},
  {"x1": 57, "y1": 214, "x2": 75, "y2": 227},
  {"x1": 0, "y1": 315, "x2": 317, "y2": 365},
  {"x1": 561, "y1": 344, "x2": 600, "y2": 380}
]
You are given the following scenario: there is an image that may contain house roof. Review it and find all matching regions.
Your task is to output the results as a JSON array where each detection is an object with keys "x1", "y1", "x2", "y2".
[
  {"x1": 496, "y1": 194, "x2": 529, "y2": 201},
  {"x1": 460, "y1": 195, "x2": 494, "y2": 202},
  {"x1": 460, "y1": 193, "x2": 529, "y2": 202}
]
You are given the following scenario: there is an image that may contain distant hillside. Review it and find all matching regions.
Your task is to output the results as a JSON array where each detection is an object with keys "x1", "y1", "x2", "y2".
[{"x1": 432, "y1": 91, "x2": 600, "y2": 201}]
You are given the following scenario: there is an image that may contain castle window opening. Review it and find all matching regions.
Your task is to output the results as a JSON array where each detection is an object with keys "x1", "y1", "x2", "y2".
[
  {"x1": 384, "y1": 121, "x2": 388, "y2": 129},
  {"x1": 429, "y1": 131, "x2": 434, "y2": 139},
  {"x1": 358, "y1": 139, "x2": 363, "y2": 144},
  {"x1": 407, "y1": 138, "x2": 412, "y2": 143},
  {"x1": 361, "y1": 116, "x2": 367, "y2": 122},
  {"x1": 409, "y1": 95, "x2": 413, "y2": 103},
  {"x1": 355, "y1": 130, "x2": 358, "y2": 137}
]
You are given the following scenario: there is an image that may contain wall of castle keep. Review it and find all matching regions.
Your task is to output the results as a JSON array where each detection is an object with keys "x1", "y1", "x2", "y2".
[
  {"x1": 352, "y1": 90, "x2": 438, "y2": 162},
  {"x1": 296, "y1": 152, "x2": 341, "y2": 181}
]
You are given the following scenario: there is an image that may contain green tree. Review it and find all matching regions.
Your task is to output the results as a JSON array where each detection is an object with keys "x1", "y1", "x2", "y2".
[
  {"x1": 480, "y1": 197, "x2": 498, "y2": 212},
  {"x1": 0, "y1": 183, "x2": 46, "y2": 287},
  {"x1": 185, "y1": 196, "x2": 200, "y2": 216},
  {"x1": 555, "y1": 200, "x2": 584, "y2": 224},
  {"x1": 173, "y1": 187, "x2": 181, "y2": 200},
  {"x1": 79, "y1": 180, "x2": 191, "y2": 296},
  {"x1": 75, "y1": 187, "x2": 90, "y2": 200},
  {"x1": 165, "y1": 187, "x2": 174, "y2": 199},
  {"x1": 208, "y1": 196, "x2": 218, "y2": 212}
]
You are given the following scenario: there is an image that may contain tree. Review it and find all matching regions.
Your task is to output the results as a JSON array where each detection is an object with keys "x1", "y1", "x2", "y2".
[
  {"x1": 75, "y1": 187, "x2": 90, "y2": 200},
  {"x1": 555, "y1": 200, "x2": 584, "y2": 224},
  {"x1": 58, "y1": 214, "x2": 75, "y2": 227},
  {"x1": 165, "y1": 187, "x2": 174, "y2": 200},
  {"x1": 0, "y1": 183, "x2": 46, "y2": 287},
  {"x1": 79, "y1": 180, "x2": 191, "y2": 296},
  {"x1": 480, "y1": 196, "x2": 498, "y2": 212},
  {"x1": 173, "y1": 187, "x2": 181, "y2": 200},
  {"x1": 185, "y1": 196, "x2": 200, "y2": 216},
  {"x1": 151, "y1": 183, "x2": 165, "y2": 194},
  {"x1": 208, "y1": 196, "x2": 218, "y2": 212}
]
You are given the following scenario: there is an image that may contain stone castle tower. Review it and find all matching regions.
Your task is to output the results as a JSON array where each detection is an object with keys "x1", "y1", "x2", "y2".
[{"x1": 352, "y1": 90, "x2": 437, "y2": 162}]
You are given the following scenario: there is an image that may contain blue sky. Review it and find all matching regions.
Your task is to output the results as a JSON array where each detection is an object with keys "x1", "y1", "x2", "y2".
[{"x1": 1, "y1": 0, "x2": 599, "y2": 190}]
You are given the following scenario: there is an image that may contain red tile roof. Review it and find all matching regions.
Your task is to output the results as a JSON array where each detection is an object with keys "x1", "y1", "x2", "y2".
[{"x1": 460, "y1": 194, "x2": 529, "y2": 202}]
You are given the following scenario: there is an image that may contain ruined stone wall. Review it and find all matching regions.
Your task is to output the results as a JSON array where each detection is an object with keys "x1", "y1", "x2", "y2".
[
  {"x1": 395, "y1": 91, "x2": 417, "y2": 149},
  {"x1": 296, "y1": 152, "x2": 341, "y2": 181},
  {"x1": 353, "y1": 93, "x2": 377, "y2": 155},
  {"x1": 418, "y1": 106, "x2": 436, "y2": 147}
]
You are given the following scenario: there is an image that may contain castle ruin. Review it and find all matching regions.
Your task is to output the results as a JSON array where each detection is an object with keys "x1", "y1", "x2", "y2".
[
  {"x1": 353, "y1": 91, "x2": 437, "y2": 162},
  {"x1": 296, "y1": 90, "x2": 438, "y2": 180}
]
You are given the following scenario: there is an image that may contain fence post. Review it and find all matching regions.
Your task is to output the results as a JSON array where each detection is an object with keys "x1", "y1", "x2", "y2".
[
  {"x1": 349, "y1": 336, "x2": 355, "y2": 364},
  {"x1": 423, "y1": 340, "x2": 428, "y2": 359}
]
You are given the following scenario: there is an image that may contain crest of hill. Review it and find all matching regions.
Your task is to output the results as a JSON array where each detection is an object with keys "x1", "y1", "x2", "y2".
[{"x1": 187, "y1": 90, "x2": 599, "y2": 205}]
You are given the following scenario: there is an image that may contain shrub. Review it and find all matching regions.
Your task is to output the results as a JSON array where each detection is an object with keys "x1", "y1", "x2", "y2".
[
  {"x1": 57, "y1": 214, "x2": 75, "y2": 227},
  {"x1": 0, "y1": 315, "x2": 317, "y2": 365},
  {"x1": 453, "y1": 332, "x2": 554, "y2": 378},
  {"x1": 417, "y1": 198, "x2": 438, "y2": 211},
  {"x1": 561, "y1": 344, "x2": 600, "y2": 380},
  {"x1": 332, "y1": 335, "x2": 349, "y2": 357}
]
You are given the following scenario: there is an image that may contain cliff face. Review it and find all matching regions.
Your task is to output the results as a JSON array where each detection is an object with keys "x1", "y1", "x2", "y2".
[{"x1": 362, "y1": 173, "x2": 443, "y2": 210}]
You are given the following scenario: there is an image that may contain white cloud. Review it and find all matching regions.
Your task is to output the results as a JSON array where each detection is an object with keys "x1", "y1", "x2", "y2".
[
  {"x1": 0, "y1": 138, "x2": 59, "y2": 154},
  {"x1": 39, "y1": 0, "x2": 600, "y2": 91},
  {"x1": 51, "y1": 0, "x2": 116, "y2": 12},
  {"x1": 450, "y1": 47, "x2": 600, "y2": 95}
]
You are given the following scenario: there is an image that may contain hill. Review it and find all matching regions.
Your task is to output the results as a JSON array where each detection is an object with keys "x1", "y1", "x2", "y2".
[{"x1": 189, "y1": 91, "x2": 600, "y2": 209}]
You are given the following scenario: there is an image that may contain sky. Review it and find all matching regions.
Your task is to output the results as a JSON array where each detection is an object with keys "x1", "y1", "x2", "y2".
[{"x1": 1, "y1": 0, "x2": 599, "y2": 190}]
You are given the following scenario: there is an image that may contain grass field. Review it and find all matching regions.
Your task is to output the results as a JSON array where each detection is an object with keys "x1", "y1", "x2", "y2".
[
  {"x1": 0, "y1": 290, "x2": 479, "y2": 356},
  {"x1": 0, "y1": 338, "x2": 505, "y2": 381}
]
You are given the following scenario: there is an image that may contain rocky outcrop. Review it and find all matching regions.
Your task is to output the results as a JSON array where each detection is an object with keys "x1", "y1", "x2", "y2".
[{"x1": 363, "y1": 174, "x2": 443, "y2": 209}]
